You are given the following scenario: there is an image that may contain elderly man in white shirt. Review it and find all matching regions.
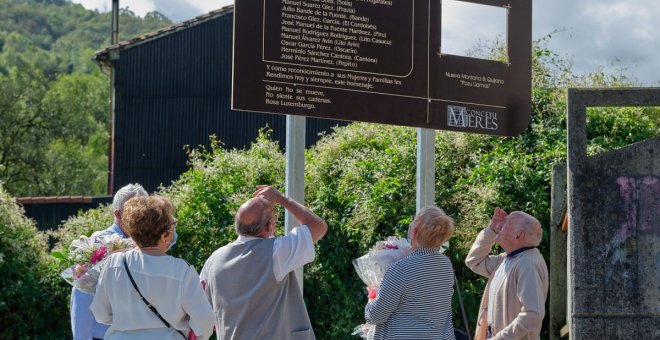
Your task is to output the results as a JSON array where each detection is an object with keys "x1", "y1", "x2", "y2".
[{"x1": 200, "y1": 185, "x2": 328, "y2": 340}]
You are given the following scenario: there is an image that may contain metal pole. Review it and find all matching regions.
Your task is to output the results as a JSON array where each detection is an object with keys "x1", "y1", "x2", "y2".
[
  {"x1": 111, "y1": 0, "x2": 119, "y2": 45},
  {"x1": 108, "y1": 0, "x2": 119, "y2": 194},
  {"x1": 416, "y1": 128, "x2": 436, "y2": 212},
  {"x1": 285, "y1": 114, "x2": 306, "y2": 292}
]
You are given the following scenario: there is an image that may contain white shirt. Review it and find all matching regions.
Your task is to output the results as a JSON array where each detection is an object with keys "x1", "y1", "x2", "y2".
[
  {"x1": 201, "y1": 225, "x2": 314, "y2": 282},
  {"x1": 91, "y1": 250, "x2": 215, "y2": 340},
  {"x1": 488, "y1": 257, "x2": 510, "y2": 326}
]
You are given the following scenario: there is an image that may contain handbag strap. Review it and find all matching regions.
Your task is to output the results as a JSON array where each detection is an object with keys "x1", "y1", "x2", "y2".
[
  {"x1": 454, "y1": 273, "x2": 472, "y2": 340},
  {"x1": 122, "y1": 256, "x2": 187, "y2": 340}
]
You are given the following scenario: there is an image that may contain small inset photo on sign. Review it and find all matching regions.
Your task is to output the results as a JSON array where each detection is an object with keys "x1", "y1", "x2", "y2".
[{"x1": 440, "y1": 0, "x2": 508, "y2": 62}]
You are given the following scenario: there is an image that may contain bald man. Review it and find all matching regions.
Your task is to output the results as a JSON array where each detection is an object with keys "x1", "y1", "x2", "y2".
[
  {"x1": 465, "y1": 207, "x2": 548, "y2": 340},
  {"x1": 200, "y1": 185, "x2": 327, "y2": 340}
]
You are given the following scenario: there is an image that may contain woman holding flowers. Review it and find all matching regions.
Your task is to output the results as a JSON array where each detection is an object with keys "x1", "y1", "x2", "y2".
[
  {"x1": 365, "y1": 206, "x2": 456, "y2": 339},
  {"x1": 91, "y1": 196, "x2": 214, "y2": 339}
]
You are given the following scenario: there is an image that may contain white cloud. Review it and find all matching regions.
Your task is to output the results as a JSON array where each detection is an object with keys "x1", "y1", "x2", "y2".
[
  {"x1": 534, "y1": 0, "x2": 660, "y2": 85},
  {"x1": 441, "y1": 0, "x2": 507, "y2": 58},
  {"x1": 186, "y1": 0, "x2": 233, "y2": 14},
  {"x1": 71, "y1": 0, "x2": 156, "y2": 17}
]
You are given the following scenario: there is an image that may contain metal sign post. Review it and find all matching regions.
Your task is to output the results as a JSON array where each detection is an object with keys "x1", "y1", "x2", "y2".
[
  {"x1": 416, "y1": 128, "x2": 436, "y2": 212},
  {"x1": 285, "y1": 114, "x2": 306, "y2": 291}
]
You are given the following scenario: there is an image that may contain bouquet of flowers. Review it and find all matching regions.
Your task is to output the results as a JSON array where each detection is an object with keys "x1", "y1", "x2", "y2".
[
  {"x1": 352, "y1": 236, "x2": 412, "y2": 339},
  {"x1": 57, "y1": 233, "x2": 136, "y2": 294}
]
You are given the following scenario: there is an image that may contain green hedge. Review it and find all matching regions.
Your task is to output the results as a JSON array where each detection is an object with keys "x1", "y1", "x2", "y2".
[
  {"x1": 161, "y1": 132, "x2": 286, "y2": 269},
  {"x1": 0, "y1": 183, "x2": 69, "y2": 338}
]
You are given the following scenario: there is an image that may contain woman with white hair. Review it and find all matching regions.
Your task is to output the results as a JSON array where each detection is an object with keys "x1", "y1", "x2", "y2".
[{"x1": 365, "y1": 206, "x2": 456, "y2": 339}]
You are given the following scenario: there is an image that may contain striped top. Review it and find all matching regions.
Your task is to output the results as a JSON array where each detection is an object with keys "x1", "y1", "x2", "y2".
[{"x1": 365, "y1": 248, "x2": 456, "y2": 340}]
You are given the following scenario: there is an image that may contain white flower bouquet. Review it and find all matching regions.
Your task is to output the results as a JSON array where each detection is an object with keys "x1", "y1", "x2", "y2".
[
  {"x1": 352, "y1": 236, "x2": 412, "y2": 339},
  {"x1": 54, "y1": 233, "x2": 135, "y2": 294}
]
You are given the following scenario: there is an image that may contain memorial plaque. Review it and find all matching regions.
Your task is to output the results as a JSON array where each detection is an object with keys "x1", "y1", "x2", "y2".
[{"x1": 232, "y1": 0, "x2": 531, "y2": 136}]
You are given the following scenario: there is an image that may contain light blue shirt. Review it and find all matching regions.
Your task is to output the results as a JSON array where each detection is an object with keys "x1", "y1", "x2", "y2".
[{"x1": 71, "y1": 224, "x2": 125, "y2": 339}]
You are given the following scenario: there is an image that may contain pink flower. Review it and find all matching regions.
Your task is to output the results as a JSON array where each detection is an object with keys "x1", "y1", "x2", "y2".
[
  {"x1": 90, "y1": 246, "x2": 108, "y2": 265},
  {"x1": 368, "y1": 288, "x2": 378, "y2": 300},
  {"x1": 72, "y1": 263, "x2": 88, "y2": 279}
]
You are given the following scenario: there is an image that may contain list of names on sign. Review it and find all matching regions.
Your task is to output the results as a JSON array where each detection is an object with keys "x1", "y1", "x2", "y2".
[
  {"x1": 260, "y1": 0, "x2": 414, "y2": 109},
  {"x1": 233, "y1": 0, "x2": 533, "y2": 136},
  {"x1": 269, "y1": 0, "x2": 402, "y2": 71}
]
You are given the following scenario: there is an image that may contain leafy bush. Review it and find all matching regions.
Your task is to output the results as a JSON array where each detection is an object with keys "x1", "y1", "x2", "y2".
[
  {"x1": 161, "y1": 131, "x2": 286, "y2": 270},
  {"x1": 0, "y1": 182, "x2": 69, "y2": 338},
  {"x1": 304, "y1": 123, "x2": 418, "y2": 336}
]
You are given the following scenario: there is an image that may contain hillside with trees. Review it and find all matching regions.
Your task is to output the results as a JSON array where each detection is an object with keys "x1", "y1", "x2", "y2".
[{"x1": 0, "y1": 0, "x2": 171, "y2": 197}]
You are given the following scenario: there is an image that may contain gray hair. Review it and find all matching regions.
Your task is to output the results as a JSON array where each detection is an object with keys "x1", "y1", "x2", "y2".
[{"x1": 112, "y1": 183, "x2": 148, "y2": 213}]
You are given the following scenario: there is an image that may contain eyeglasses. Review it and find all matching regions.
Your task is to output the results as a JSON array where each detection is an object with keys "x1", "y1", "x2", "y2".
[{"x1": 166, "y1": 220, "x2": 178, "y2": 230}]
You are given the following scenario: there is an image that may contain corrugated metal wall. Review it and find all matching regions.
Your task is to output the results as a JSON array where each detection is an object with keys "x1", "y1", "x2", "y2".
[
  {"x1": 19, "y1": 197, "x2": 112, "y2": 231},
  {"x1": 113, "y1": 11, "x2": 348, "y2": 193}
]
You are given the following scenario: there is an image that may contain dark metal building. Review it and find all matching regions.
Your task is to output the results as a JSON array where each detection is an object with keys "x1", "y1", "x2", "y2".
[
  {"x1": 94, "y1": 6, "x2": 347, "y2": 193},
  {"x1": 17, "y1": 196, "x2": 112, "y2": 232}
]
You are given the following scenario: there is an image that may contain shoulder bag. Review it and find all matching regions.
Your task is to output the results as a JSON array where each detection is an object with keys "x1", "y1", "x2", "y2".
[{"x1": 122, "y1": 256, "x2": 187, "y2": 340}]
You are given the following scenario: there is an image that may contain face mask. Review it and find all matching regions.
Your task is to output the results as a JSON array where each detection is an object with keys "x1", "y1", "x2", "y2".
[{"x1": 167, "y1": 229, "x2": 178, "y2": 251}]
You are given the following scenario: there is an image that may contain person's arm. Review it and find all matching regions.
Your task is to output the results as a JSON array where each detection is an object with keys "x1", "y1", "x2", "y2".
[
  {"x1": 364, "y1": 264, "x2": 406, "y2": 325},
  {"x1": 71, "y1": 288, "x2": 96, "y2": 340},
  {"x1": 253, "y1": 185, "x2": 328, "y2": 243},
  {"x1": 89, "y1": 261, "x2": 113, "y2": 325},
  {"x1": 492, "y1": 261, "x2": 547, "y2": 340},
  {"x1": 465, "y1": 207, "x2": 507, "y2": 278},
  {"x1": 199, "y1": 258, "x2": 214, "y2": 304},
  {"x1": 272, "y1": 225, "x2": 315, "y2": 281},
  {"x1": 181, "y1": 266, "x2": 216, "y2": 340}
]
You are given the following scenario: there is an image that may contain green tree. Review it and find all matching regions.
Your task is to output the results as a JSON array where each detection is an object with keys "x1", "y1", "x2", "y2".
[
  {"x1": 0, "y1": 63, "x2": 52, "y2": 195},
  {"x1": 0, "y1": 0, "x2": 172, "y2": 196},
  {"x1": 0, "y1": 64, "x2": 109, "y2": 196},
  {"x1": 0, "y1": 182, "x2": 70, "y2": 338}
]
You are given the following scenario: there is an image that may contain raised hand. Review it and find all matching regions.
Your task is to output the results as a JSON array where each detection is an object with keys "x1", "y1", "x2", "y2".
[
  {"x1": 489, "y1": 207, "x2": 508, "y2": 234},
  {"x1": 252, "y1": 185, "x2": 285, "y2": 205}
]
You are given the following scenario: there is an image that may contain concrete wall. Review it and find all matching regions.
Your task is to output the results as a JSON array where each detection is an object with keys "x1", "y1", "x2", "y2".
[
  {"x1": 550, "y1": 163, "x2": 568, "y2": 339},
  {"x1": 567, "y1": 88, "x2": 660, "y2": 339}
]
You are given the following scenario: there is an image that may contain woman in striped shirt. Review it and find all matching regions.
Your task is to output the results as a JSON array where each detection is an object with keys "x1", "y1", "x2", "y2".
[{"x1": 365, "y1": 206, "x2": 456, "y2": 339}]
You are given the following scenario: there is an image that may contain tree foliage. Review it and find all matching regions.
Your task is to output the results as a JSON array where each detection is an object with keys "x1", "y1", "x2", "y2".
[
  {"x1": 0, "y1": 182, "x2": 70, "y2": 338},
  {"x1": 0, "y1": 0, "x2": 172, "y2": 197}
]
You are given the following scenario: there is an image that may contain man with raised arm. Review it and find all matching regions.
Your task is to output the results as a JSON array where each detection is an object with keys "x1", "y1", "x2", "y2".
[
  {"x1": 70, "y1": 183, "x2": 147, "y2": 340},
  {"x1": 465, "y1": 207, "x2": 548, "y2": 340},
  {"x1": 200, "y1": 185, "x2": 328, "y2": 340}
]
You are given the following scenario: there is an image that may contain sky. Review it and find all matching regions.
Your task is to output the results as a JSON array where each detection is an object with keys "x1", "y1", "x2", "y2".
[{"x1": 72, "y1": 0, "x2": 660, "y2": 86}]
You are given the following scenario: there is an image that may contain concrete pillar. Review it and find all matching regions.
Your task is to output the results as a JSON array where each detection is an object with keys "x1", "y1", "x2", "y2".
[
  {"x1": 550, "y1": 163, "x2": 568, "y2": 339},
  {"x1": 567, "y1": 88, "x2": 660, "y2": 339}
]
